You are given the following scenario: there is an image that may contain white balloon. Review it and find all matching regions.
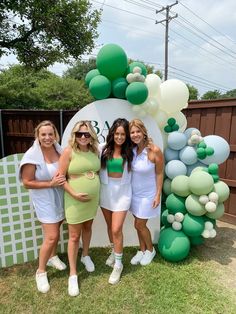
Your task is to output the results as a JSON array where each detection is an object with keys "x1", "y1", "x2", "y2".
[
  {"x1": 167, "y1": 214, "x2": 175, "y2": 223},
  {"x1": 205, "y1": 201, "x2": 217, "y2": 213},
  {"x1": 210, "y1": 229, "x2": 217, "y2": 238},
  {"x1": 169, "y1": 111, "x2": 187, "y2": 132},
  {"x1": 202, "y1": 230, "x2": 210, "y2": 238},
  {"x1": 174, "y1": 212, "x2": 184, "y2": 222},
  {"x1": 144, "y1": 74, "x2": 162, "y2": 96},
  {"x1": 133, "y1": 66, "x2": 142, "y2": 74},
  {"x1": 172, "y1": 221, "x2": 182, "y2": 231},
  {"x1": 160, "y1": 79, "x2": 189, "y2": 113},
  {"x1": 153, "y1": 109, "x2": 168, "y2": 128},
  {"x1": 208, "y1": 192, "x2": 219, "y2": 203},
  {"x1": 199, "y1": 195, "x2": 209, "y2": 205},
  {"x1": 205, "y1": 221, "x2": 213, "y2": 231}
]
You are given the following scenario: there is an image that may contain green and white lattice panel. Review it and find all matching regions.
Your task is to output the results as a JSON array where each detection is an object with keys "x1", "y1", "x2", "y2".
[{"x1": 0, "y1": 154, "x2": 68, "y2": 268}]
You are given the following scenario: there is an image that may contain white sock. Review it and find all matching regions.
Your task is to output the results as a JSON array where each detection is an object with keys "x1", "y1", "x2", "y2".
[{"x1": 114, "y1": 252, "x2": 123, "y2": 268}]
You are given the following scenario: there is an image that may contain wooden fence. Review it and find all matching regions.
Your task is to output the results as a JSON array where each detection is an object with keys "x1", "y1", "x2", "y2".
[{"x1": 1, "y1": 98, "x2": 236, "y2": 224}]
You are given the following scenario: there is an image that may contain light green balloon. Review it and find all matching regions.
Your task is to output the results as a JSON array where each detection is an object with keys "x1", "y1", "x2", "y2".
[
  {"x1": 182, "y1": 213, "x2": 205, "y2": 237},
  {"x1": 185, "y1": 194, "x2": 207, "y2": 216},
  {"x1": 163, "y1": 178, "x2": 172, "y2": 196},
  {"x1": 171, "y1": 175, "x2": 190, "y2": 197},
  {"x1": 206, "y1": 203, "x2": 225, "y2": 219},
  {"x1": 213, "y1": 181, "x2": 230, "y2": 202},
  {"x1": 189, "y1": 171, "x2": 214, "y2": 195}
]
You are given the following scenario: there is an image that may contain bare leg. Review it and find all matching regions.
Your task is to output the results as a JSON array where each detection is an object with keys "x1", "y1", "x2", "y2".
[
  {"x1": 38, "y1": 222, "x2": 60, "y2": 272},
  {"x1": 111, "y1": 211, "x2": 127, "y2": 254},
  {"x1": 101, "y1": 208, "x2": 113, "y2": 243},
  {"x1": 134, "y1": 218, "x2": 153, "y2": 252},
  {"x1": 68, "y1": 223, "x2": 82, "y2": 276},
  {"x1": 50, "y1": 220, "x2": 64, "y2": 257},
  {"x1": 81, "y1": 219, "x2": 93, "y2": 256}
]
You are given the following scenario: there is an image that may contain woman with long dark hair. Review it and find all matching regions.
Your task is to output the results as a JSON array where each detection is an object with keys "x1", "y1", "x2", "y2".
[{"x1": 100, "y1": 118, "x2": 133, "y2": 284}]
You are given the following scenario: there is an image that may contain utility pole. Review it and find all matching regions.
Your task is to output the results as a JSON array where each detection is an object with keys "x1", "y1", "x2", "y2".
[{"x1": 156, "y1": 1, "x2": 178, "y2": 81}]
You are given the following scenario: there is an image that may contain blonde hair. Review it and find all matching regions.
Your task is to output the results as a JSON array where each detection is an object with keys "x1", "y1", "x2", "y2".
[
  {"x1": 34, "y1": 120, "x2": 60, "y2": 142},
  {"x1": 69, "y1": 120, "x2": 99, "y2": 154},
  {"x1": 129, "y1": 119, "x2": 151, "y2": 146}
]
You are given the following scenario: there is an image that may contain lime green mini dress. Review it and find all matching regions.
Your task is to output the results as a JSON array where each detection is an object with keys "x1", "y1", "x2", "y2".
[{"x1": 65, "y1": 150, "x2": 101, "y2": 224}]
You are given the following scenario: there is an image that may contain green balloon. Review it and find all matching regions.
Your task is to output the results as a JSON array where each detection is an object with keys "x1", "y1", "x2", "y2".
[
  {"x1": 189, "y1": 235, "x2": 204, "y2": 246},
  {"x1": 112, "y1": 77, "x2": 128, "y2": 99},
  {"x1": 171, "y1": 175, "x2": 190, "y2": 197},
  {"x1": 164, "y1": 125, "x2": 172, "y2": 133},
  {"x1": 172, "y1": 124, "x2": 179, "y2": 131},
  {"x1": 189, "y1": 171, "x2": 214, "y2": 195},
  {"x1": 198, "y1": 141, "x2": 207, "y2": 149},
  {"x1": 205, "y1": 147, "x2": 214, "y2": 156},
  {"x1": 208, "y1": 163, "x2": 218, "y2": 174},
  {"x1": 163, "y1": 178, "x2": 172, "y2": 196},
  {"x1": 182, "y1": 213, "x2": 205, "y2": 237},
  {"x1": 89, "y1": 75, "x2": 111, "y2": 99},
  {"x1": 168, "y1": 118, "x2": 176, "y2": 126},
  {"x1": 213, "y1": 180, "x2": 230, "y2": 202},
  {"x1": 166, "y1": 193, "x2": 186, "y2": 214},
  {"x1": 206, "y1": 203, "x2": 225, "y2": 219},
  {"x1": 185, "y1": 194, "x2": 206, "y2": 216},
  {"x1": 125, "y1": 82, "x2": 148, "y2": 105},
  {"x1": 158, "y1": 228, "x2": 190, "y2": 262},
  {"x1": 85, "y1": 69, "x2": 100, "y2": 87},
  {"x1": 96, "y1": 44, "x2": 128, "y2": 80},
  {"x1": 161, "y1": 209, "x2": 171, "y2": 227},
  {"x1": 127, "y1": 61, "x2": 147, "y2": 77}
]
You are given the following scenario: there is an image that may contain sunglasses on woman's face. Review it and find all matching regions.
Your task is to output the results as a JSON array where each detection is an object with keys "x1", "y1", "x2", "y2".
[{"x1": 75, "y1": 132, "x2": 91, "y2": 138}]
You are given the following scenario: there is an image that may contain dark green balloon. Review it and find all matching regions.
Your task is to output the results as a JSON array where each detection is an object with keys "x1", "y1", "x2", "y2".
[
  {"x1": 189, "y1": 235, "x2": 204, "y2": 246},
  {"x1": 182, "y1": 213, "x2": 205, "y2": 237},
  {"x1": 125, "y1": 82, "x2": 148, "y2": 105},
  {"x1": 89, "y1": 75, "x2": 111, "y2": 99},
  {"x1": 96, "y1": 44, "x2": 128, "y2": 80},
  {"x1": 166, "y1": 193, "x2": 186, "y2": 214},
  {"x1": 127, "y1": 61, "x2": 147, "y2": 77},
  {"x1": 158, "y1": 228, "x2": 190, "y2": 262},
  {"x1": 168, "y1": 118, "x2": 176, "y2": 126},
  {"x1": 112, "y1": 77, "x2": 128, "y2": 99}
]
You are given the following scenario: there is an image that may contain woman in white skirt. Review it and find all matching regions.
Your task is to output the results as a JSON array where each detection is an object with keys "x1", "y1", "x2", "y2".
[
  {"x1": 100, "y1": 118, "x2": 133, "y2": 284},
  {"x1": 129, "y1": 119, "x2": 164, "y2": 266}
]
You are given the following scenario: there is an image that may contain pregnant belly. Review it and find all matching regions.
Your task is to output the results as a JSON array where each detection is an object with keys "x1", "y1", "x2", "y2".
[{"x1": 69, "y1": 176, "x2": 100, "y2": 197}]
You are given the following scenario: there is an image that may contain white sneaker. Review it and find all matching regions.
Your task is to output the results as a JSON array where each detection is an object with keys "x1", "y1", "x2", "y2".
[
  {"x1": 140, "y1": 248, "x2": 156, "y2": 266},
  {"x1": 81, "y1": 255, "x2": 95, "y2": 272},
  {"x1": 68, "y1": 275, "x2": 79, "y2": 297},
  {"x1": 130, "y1": 251, "x2": 144, "y2": 265},
  {"x1": 106, "y1": 252, "x2": 115, "y2": 267},
  {"x1": 35, "y1": 271, "x2": 50, "y2": 293},
  {"x1": 108, "y1": 265, "x2": 123, "y2": 285},
  {"x1": 47, "y1": 255, "x2": 67, "y2": 270}
]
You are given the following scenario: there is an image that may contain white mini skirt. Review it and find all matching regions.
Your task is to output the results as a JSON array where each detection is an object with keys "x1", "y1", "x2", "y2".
[{"x1": 100, "y1": 177, "x2": 132, "y2": 212}]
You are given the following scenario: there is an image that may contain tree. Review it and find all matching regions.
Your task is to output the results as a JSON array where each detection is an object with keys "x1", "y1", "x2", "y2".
[
  {"x1": 221, "y1": 89, "x2": 236, "y2": 98},
  {"x1": 201, "y1": 90, "x2": 222, "y2": 100},
  {"x1": 0, "y1": 65, "x2": 94, "y2": 109},
  {"x1": 186, "y1": 84, "x2": 199, "y2": 100},
  {"x1": 0, "y1": 0, "x2": 100, "y2": 69},
  {"x1": 63, "y1": 58, "x2": 96, "y2": 80}
]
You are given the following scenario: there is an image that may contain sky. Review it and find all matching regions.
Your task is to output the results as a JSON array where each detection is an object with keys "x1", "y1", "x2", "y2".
[{"x1": 1, "y1": 0, "x2": 236, "y2": 97}]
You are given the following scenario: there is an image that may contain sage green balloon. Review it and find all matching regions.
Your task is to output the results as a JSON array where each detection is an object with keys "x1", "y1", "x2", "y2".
[
  {"x1": 166, "y1": 193, "x2": 186, "y2": 214},
  {"x1": 189, "y1": 171, "x2": 214, "y2": 195},
  {"x1": 163, "y1": 178, "x2": 172, "y2": 196},
  {"x1": 213, "y1": 181, "x2": 230, "y2": 202},
  {"x1": 158, "y1": 228, "x2": 190, "y2": 262},
  {"x1": 206, "y1": 203, "x2": 225, "y2": 219},
  {"x1": 182, "y1": 213, "x2": 205, "y2": 237},
  {"x1": 185, "y1": 194, "x2": 207, "y2": 216},
  {"x1": 171, "y1": 175, "x2": 190, "y2": 197}
]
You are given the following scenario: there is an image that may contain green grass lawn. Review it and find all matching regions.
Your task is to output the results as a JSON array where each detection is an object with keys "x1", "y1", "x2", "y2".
[{"x1": 0, "y1": 246, "x2": 236, "y2": 314}]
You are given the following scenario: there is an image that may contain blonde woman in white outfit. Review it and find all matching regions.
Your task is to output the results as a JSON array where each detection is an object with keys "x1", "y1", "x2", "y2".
[
  {"x1": 20, "y1": 121, "x2": 66, "y2": 294},
  {"x1": 100, "y1": 118, "x2": 133, "y2": 284},
  {"x1": 129, "y1": 119, "x2": 164, "y2": 266}
]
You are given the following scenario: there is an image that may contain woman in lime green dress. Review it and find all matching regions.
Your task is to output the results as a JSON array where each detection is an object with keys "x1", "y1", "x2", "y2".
[{"x1": 59, "y1": 121, "x2": 100, "y2": 297}]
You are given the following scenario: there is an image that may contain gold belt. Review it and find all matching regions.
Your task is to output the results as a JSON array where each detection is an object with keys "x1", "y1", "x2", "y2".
[{"x1": 69, "y1": 171, "x2": 97, "y2": 180}]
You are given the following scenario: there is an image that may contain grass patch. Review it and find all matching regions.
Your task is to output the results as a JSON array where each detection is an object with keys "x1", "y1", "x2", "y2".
[{"x1": 0, "y1": 246, "x2": 236, "y2": 314}]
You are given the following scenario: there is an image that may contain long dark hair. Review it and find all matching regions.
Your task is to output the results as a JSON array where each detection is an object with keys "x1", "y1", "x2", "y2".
[{"x1": 101, "y1": 118, "x2": 133, "y2": 171}]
